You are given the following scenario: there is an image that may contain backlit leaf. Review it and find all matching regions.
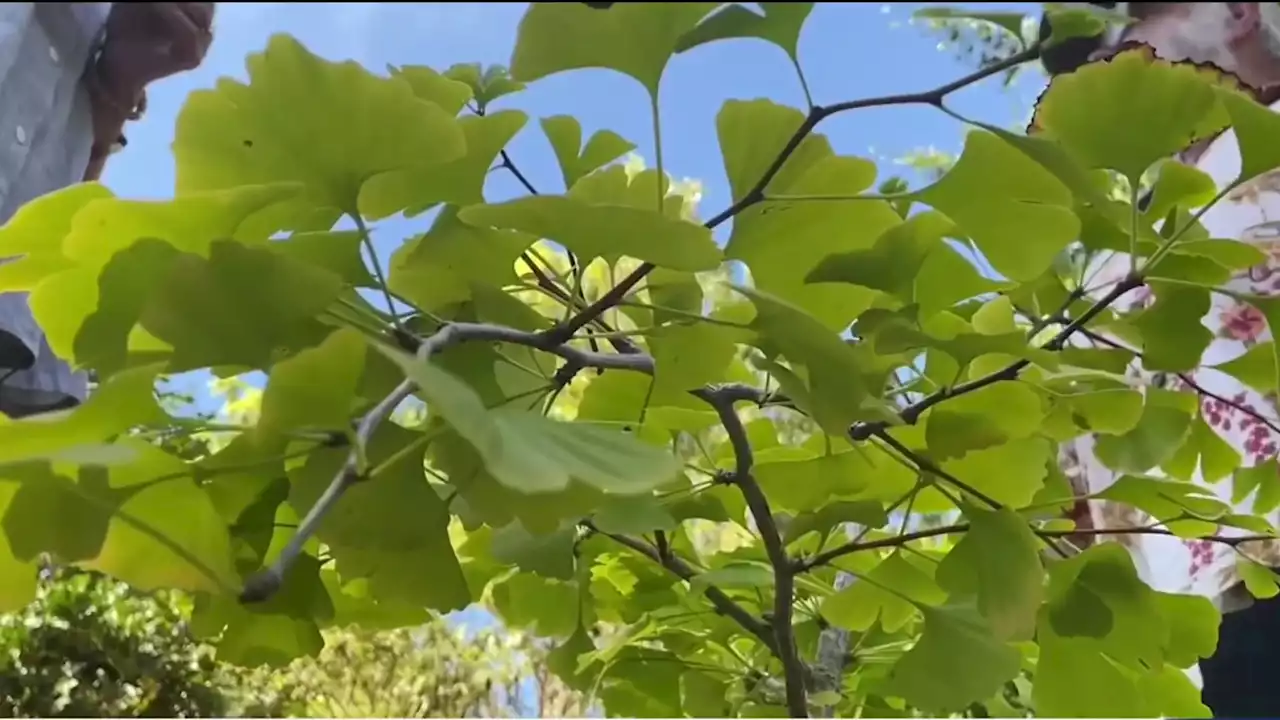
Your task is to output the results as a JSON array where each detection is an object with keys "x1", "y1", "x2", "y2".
[
  {"x1": 174, "y1": 34, "x2": 466, "y2": 228},
  {"x1": 510, "y1": 2, "x2": 719, "y2": 96}
]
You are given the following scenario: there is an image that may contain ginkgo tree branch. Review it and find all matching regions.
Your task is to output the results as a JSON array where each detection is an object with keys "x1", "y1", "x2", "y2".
[
  {"x1": 1067, "y1": 324, "x2": 1280, "y2": 438},
  {"x1": 847, "y1": 272, "x2": 1146, "y2": 442},
  {"x1": 414, "y1": 321, "x2": 653, "y2": 374},
  {"x1": 239, "y1": 328, "x2": 456, "y2": 603},
  {"x1": 702, "y1": 387, "x2": 809, "y2": 718},
  {"x1": 869, "y1": 429, "x2": 1073, "y2": 559},
  {"x1": 548, "y1": 43, "x2": 1044, "y2": 343},
  {"x1": 496, "y1": 148, "x2": 600, "y2": 354},
  {"x1": 797, "y1": 522, "x2": 1278, "y2": 572},
  {"x1": 581, "y1": 521, "x2": 779, "y2": 654}
]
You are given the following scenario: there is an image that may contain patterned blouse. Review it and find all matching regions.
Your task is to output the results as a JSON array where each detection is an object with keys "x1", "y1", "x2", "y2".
[
  {"x1": 1064, "y1": 98, "x2": 1280, "y2": 613},
  {"x1": 0, "y1": 3, "x2": 109, "y2": 416}
]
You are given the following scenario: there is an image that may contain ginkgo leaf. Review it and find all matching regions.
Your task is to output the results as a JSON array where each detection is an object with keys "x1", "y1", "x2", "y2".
[
  {"x1": 174, "y1": 34, "x2": 466, "y2": 230},
  {"x1": 1133, "y1": 282, "x2": 1212, "y2": 372},
  {"x1": 540, "y1": 115, "x2": 636, "y2": 190},
  {"x1": 381, "y1": 346, "x2": 680, "y2": 494},
  {"x1": 936, "y1": 506, "x2": 1044, "y2": 641},
  {"x1": 736, "y1": 286, "x2": 894, "y2": 433},
  {"x1": 885, "y1": 602, "x2": 1022, "y2": 713},
  {"x1": 443, "y1": 62, "x2": 526, "y2": 110},
  {"x1": 359, "y1": 110, "x2": 528, "y2": 219},
  {"x1": 388, "y1": 64, "x2": 473, "y2": 115},
  {"x1": 821, "y1": 551, "x2": 945, "y2": 632},
  {"x1": 1031, "y1": 46, "x2": 1237, "y2": 182},
  {"x1": 289, "y1": 424, "x2": 470, "y2": 610},
  {"x1": 459, "y1": 196, "x2": 720, "y2": 272},
  {"x1": 675, "y1": 3, "x2": 814, "y2": 61},
  {"x1": 924, "y1": 382, "x2": 1045, "y2": 460},
  {"x1": 388, "y1": 206, "x2": 530, "y2": 313},
  {"x1": 1094, "y1": 389, "x2": 1196, "y2": 473},
  {"x1": 914, "y1": 131, "x2": 1078, "y2": 282},
  {"x1": 510, "y1": 2, "x2": 719, "y2": 96},
  {"x1": 255, "y1": 328, "x2": 366, "y2": 445}
]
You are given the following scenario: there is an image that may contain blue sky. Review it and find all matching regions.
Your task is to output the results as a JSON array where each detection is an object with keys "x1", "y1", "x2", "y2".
[{"x1": 104, "y1": 1, "x2": 1046, "y2": 413}]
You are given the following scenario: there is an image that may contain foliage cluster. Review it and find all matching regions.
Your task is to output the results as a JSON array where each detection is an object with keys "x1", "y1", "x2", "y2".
[
  {"x1": 0, "y1": 567, "x2": 583, "y2": 718},
  {"x1": 3, "y1": 1, "x2": 1280, "y2": 717},
  {"x1": 0, "y1": 567, "x2": 225, "y2": 718},
  {"x1": 225, "y1": 622, "x2": 586, "y2": 718}
]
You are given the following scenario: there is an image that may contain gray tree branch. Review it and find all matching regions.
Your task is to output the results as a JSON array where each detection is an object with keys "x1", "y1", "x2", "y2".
[
  {"x1": 582, "y1": 521, "x2": 778, "y2": 654},
  {"x1": 703, "y1": 387, "x2": 809, "y2": 718}
]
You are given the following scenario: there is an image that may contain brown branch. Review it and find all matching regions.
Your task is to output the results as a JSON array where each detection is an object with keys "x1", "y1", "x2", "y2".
[
  {"x1": 702, "y1": 387, "x2": 808, "y2": 718},
  {"x1": 848, "y1": 272, "x2": 1145, "y2": 441},
  {"x1": 545, "y1": 44, "x2": 1045, "y2": 345},
  {"x1": 1069, "y1": 325, "x2": 1280, "y2": 438},
  {"x1": 582, "y1": 522, "x2": 778, "y2": 654},
  {"x1": 870, "y1": 429, "x2": 1072, "y2": 559},
  {"x1": 798, "y1": 522, "x2": 1277, "y2": 572}
]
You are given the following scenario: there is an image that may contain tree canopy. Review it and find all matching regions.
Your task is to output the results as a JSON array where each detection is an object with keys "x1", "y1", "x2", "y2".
[{"x1": 0, "y1": 2, "x2": 1277, "y2": 717}]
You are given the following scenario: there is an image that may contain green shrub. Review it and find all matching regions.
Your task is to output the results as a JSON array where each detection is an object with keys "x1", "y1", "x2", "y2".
[
  {"x1": 0, "y1": 566, "x2": 225, "y2": 718},
  {"x1": 0, "y1": 566, "x2": 587, "y2": 718}
]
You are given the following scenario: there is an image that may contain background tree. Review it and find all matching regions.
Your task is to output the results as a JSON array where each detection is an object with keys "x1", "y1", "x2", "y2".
[
  {"x1": 223, "y1": 623, "x2": 588, "y2": 718},
  {"x1": 0, "y1": 567, "x2": 226, "y2": 718}
]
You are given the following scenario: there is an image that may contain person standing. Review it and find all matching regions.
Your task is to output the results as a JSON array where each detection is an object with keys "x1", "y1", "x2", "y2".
[
  {"x1": 0, "y1": 2, "x2": 213, "y2": 418},
  {"x1": 1043, "y1": 3, "x2": 1280, "y2": 716}
]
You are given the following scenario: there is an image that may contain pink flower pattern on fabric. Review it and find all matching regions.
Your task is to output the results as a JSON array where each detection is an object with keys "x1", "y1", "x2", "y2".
[
  {"x1": 1060, "y1": 127, "x2": 1280, "y2": 602},
  {"x1": 1219, "y1": 302, "x2": 1268, "y2": 343}
]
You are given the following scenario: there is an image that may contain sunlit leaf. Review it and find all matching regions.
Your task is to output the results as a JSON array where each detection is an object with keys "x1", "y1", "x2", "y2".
[
  {"x1": 510, "y1": 2, "x2": 719, "y2": 96},
  {"x1": 1031, "y1": 46, "x2": 1237, "y2": 182},
  {"x1": 174, "y1": 34, "x2": 466, "y2": 230},
  {"x1": 675, "y1": 3, "x2": 814, "y2": 61}
]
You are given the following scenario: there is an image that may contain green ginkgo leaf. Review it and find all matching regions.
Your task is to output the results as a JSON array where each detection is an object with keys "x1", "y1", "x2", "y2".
[
  {"x1": 174, "y1": 34, "x2": 466, "y2": 230},
  {"x1": 459, "y1": 196, "x2": 720, "y2": 272},
  {"x1": 510, "y1": 3, "x2": 719, "y2": 96},
  {"x1": 1031, "y1": 46, "x2": 1237, "y2": 182},
  {"x1": 381, "y1": 346, "x2": 680, "y2": 494}
]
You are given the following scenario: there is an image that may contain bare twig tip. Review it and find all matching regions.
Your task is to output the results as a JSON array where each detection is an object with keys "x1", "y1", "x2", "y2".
[{"x1": 239, "y1": 570, "x2": 282, "y2": 604}]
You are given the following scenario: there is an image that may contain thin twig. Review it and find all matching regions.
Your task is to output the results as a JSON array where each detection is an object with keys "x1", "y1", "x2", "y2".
[
  {"x1": 871, "y1": 429, "x2": 1071, "y2": 559},
  {"x1": 848, "y1": 272, "x2": 1145, "y2": 441},
  {"x1": 239, "y1": 328, "x2": 455, "y2": 603},
  {"x1": 798, "y1": 522, "x2": 1277, "y2": 572},
  {"x1": 547, "y1": 44, "x2": 1044, "y2": 344},
  {"x1": 702, "y1": 387, "x2": 808, "y2": 718},
  {"x1": 408, "y1": 321, "x2": 652, "y2": 374},
  {"x1": 582, "y1": 522, "x2": 777, "y2": 653},
  {"x1": 1070, "y1": 325, "x2": 1280, "y2": 438}
]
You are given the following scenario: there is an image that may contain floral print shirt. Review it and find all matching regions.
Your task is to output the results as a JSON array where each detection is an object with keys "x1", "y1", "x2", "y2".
[{"x1": 1064, "y1": 100, "x2": 1280, "y2": 613}]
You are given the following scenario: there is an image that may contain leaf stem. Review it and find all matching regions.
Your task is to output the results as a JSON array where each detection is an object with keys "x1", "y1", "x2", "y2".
[
  {"x1": 798, "y1": 523, "x2": 1276, "y2": 572},
  {"x1": 352, "y1": 213, "x2": 403, "y2": 331},
  {"x1": 581, "y1": 521, "x2": 777, "y2": 653},
  {"x1": 791, "y1": 55, "x2": 814, "y2": 110},
  {"x1": 652, "y1": 95, "x2": 665, "y2": 214}
]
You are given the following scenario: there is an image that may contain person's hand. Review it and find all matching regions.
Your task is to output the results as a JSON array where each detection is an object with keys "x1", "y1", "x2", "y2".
[
  {"x1": 83, "y1": 3, "x2": 213, "y2": 177},
  {"x1": 97, "y1": 2, "x2": 214, "y2": 101},
  {"x1": 82, "y1": 3, "x2": 213, "y2": 179},
  {"x1": 87, "y1": 3, "x2": 213, "y2": 134}
]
